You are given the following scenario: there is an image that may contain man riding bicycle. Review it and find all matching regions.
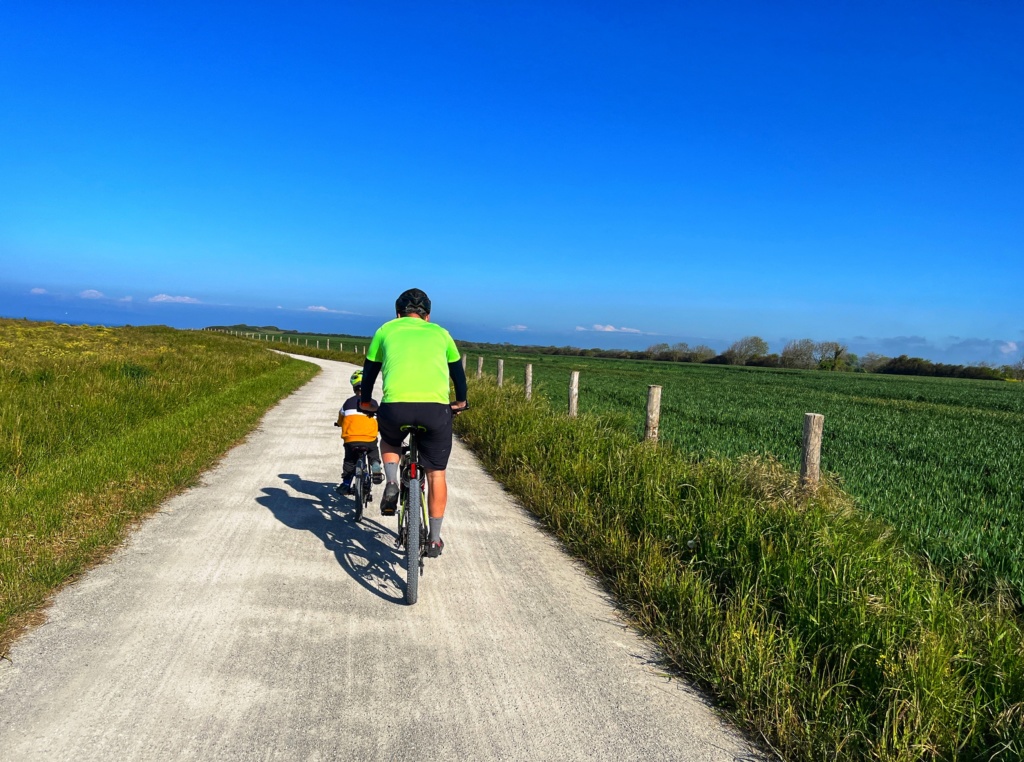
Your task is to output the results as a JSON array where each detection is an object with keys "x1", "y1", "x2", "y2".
[{"x1": 358, "y1": 288, "x2": 468, "y2": 558}]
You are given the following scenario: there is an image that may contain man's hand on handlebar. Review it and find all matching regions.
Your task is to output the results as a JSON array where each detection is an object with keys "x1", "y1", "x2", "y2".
[
  {"x1": 451, "y1": 401, "x2": 469, "y2": 415},
  {"x1": 359, "y1": 400, "x2": 379, "y2": 416}
]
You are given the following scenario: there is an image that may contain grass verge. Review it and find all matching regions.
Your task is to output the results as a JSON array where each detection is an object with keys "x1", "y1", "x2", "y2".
[
  {"x1": 0, "y1": 321, "x2": 318, "y2": 656},
  {"x1": 455, "y1": 378, "x2": 1024, "y2": 761}
]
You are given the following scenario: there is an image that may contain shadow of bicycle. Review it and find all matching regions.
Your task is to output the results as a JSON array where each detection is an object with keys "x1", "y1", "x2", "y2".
[{"x1": 256, "y1": 472, "x2": 404, "y2": 604}]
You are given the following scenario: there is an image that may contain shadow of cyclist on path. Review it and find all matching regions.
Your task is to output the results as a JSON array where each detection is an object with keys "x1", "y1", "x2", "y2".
[{"x1": 256, "y1": 472, "x2": 404, "y2": 604}]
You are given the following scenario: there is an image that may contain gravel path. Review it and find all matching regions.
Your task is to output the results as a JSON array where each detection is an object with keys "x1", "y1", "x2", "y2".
[{"x1": 0, "y1": 354, "x2": 762, "y2": 761}]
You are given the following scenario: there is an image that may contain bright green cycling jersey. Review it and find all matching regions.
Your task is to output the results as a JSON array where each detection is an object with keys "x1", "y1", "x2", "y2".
[{"x1": 367, "y1": 317, "x2": 461, "y2": 404}]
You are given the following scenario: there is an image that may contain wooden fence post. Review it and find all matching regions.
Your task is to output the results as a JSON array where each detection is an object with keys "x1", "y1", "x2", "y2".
[
  {"x1": 801, "y1": 413, "x2": 825, "y2": 488},
  {"x1": 525, "y1": 364, "x2": 533, "y2": 400},
  {"x1": 645, "y1": 385, "x2": 662, "y2": 442},
  {"x1": 569, "y1": 371, "x2": 579, "y2": 417},
  {"x1": 477, "y1": 356, "x2": 484, "y2": 379},
  {"x1": 497, "y1": 359, "x2": 504, "y2": 387},
  {"x1": 461, "y1": 355, "x2": 467, "y2": 371},
  {"x1": 317, "y1": 340, "x2": 320, "y2": 349},
  {"x1": 363, "y1": 345, "x2": 367, "y2": 356}
]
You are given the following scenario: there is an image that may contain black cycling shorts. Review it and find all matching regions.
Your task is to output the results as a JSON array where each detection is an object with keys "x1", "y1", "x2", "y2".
[{"x1": 376, "y1": 402, "x2": 453, "y2": 471}]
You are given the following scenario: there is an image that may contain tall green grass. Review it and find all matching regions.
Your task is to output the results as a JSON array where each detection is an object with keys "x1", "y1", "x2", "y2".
[
  {"x1": 456, "y1": 377, "x2": 1024, "y2": 761},
  {"x1": 0, "y1": 319, "x2": 318, "y2": 654}
]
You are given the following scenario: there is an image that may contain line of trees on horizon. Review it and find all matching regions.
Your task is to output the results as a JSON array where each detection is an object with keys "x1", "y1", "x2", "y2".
[
  {"x1": 458, "y1": 335, "x2": 1023, "y2": 382},
  {"x1": 209, "y1": 324, "x2": 1023, "y2": 382}
]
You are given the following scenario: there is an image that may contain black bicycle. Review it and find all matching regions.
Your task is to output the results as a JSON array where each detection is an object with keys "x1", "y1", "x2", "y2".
[
  {"x1": 397, "y1": 425, "x2": 429, "y2": 605},
  {"x1": 349, "y1": 449, "x2": 374, "y2": 523}
]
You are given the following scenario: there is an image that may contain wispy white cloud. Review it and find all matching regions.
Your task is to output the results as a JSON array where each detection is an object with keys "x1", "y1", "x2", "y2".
[
  {"x1": 149, "y1": 294, "x2": 201, "y2": 304},
  {"x1": 30, "y1": 287, "x2": 47, "y2": 295},
  {"x1": 80, "y1": 289, "x2": 105, "y2": 299},
  {"x1": 505, "y1": 324, "x2": 528, "y2": 331},
  {"x1": 118, "y1": 296, "x2": 133, "y2": 302},
  {"x1": 576, "y1": 323, "x2": 645, "y2": 334},
  {"x1": 999, "y1": 341, "x2": 1018, "y2": 355},
  {"x1": 306, "y1": 305, "x2": 353, "y2": 314}
]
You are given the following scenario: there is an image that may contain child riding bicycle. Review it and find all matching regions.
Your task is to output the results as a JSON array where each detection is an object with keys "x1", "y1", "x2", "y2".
[{"x1": 335, "y1": 370, "x2": 384, "y2": 495}]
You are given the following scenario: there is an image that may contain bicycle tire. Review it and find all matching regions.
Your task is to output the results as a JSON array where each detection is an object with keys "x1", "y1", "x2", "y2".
[
  {"x1": 405, "y1": 480, "x2": 421, "y2": 605},
  {"x1": 352, "y1": 469, "x2": 364, "y2": 523}
]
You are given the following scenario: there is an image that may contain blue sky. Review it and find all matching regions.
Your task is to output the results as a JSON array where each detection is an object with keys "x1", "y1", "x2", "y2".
[{"x1": 1, "y1": 1, "x2": 1022, "y2": 365}]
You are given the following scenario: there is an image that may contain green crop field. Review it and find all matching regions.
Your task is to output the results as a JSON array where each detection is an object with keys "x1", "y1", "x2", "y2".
[{"x1": 465, "y1": 349, "x2": 1024, "y2": 600}]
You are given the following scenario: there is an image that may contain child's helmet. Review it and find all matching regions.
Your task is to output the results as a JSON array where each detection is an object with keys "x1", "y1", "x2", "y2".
[{"x1": 350, "y1": 370, "x2": 363, "y2": 388}]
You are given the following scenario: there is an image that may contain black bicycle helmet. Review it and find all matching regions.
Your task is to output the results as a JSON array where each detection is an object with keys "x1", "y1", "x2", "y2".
[{"x1": 395, "y1": 288, "x2": 431, "y2": 317}]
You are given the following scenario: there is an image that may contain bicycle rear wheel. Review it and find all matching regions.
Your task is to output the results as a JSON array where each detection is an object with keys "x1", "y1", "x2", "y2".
[
  {"x1": 405, "y1": 483, "x2": 421, "y2": 605},
  {"x1": 352, "y1": 469, "x2": 364, "y2": 522}
]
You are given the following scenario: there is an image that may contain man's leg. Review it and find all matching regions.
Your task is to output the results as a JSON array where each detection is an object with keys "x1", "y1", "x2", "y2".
[
  {"x1": 425, "y1": 469, "x2": 448, "y2": 555},
  {"x1": 379, "y1": 440, "x2": 401, "y2": 514},
  {"x1": 416, "y1": 404, "x2": 453, "y2": 555},
  {"x1": 381, "y1": 440, "x2": 401, "y2": 473},
  {"x1": 425, "y1": 469, "x2": 447, "y2": 519}
]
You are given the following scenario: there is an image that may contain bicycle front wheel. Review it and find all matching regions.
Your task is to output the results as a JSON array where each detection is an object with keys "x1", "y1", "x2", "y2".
[{"x1": 404, "y1": 483, "x2": 421, "y2": 605}]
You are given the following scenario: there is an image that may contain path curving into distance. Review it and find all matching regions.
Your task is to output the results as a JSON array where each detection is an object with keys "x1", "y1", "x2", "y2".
[{"x1": 0, "y1": 353, "x2": 762, "y2": 761}]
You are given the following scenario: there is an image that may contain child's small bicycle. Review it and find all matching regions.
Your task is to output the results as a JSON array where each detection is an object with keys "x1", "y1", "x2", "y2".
[{"x1": 350, "y1": 450, "x2": 374, "y2": 523}]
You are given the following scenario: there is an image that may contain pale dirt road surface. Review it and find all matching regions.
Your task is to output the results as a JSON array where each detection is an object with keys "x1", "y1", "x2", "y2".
[{"x1": 0, "y1": 354, "x2": 764, "y2": 761}]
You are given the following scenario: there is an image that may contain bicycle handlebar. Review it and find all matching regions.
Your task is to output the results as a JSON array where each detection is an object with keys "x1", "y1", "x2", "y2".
[{"x1": 357, "y1": 401, "x2": 468, "y2": 416}]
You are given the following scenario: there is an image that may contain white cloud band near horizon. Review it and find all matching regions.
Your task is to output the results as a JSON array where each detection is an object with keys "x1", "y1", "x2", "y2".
[
  {"x1": 505, "y1": 324, "x2": 528, "y2": 331},
  {"x1": 306, "y1": 305, "x2": 353, "y2": 314},
  {"x1": 80, "y1": 289, "x2": 105, "y2": 299},
  {"x1": 576, "y1": 323, "x2": 645, "y2": 334},
  {"x1": 149, "y1": 294, "x2": 200, "y2": 304},
  {"x1": 30, "y1": 287, "x2": 47, "y2": 294}
]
